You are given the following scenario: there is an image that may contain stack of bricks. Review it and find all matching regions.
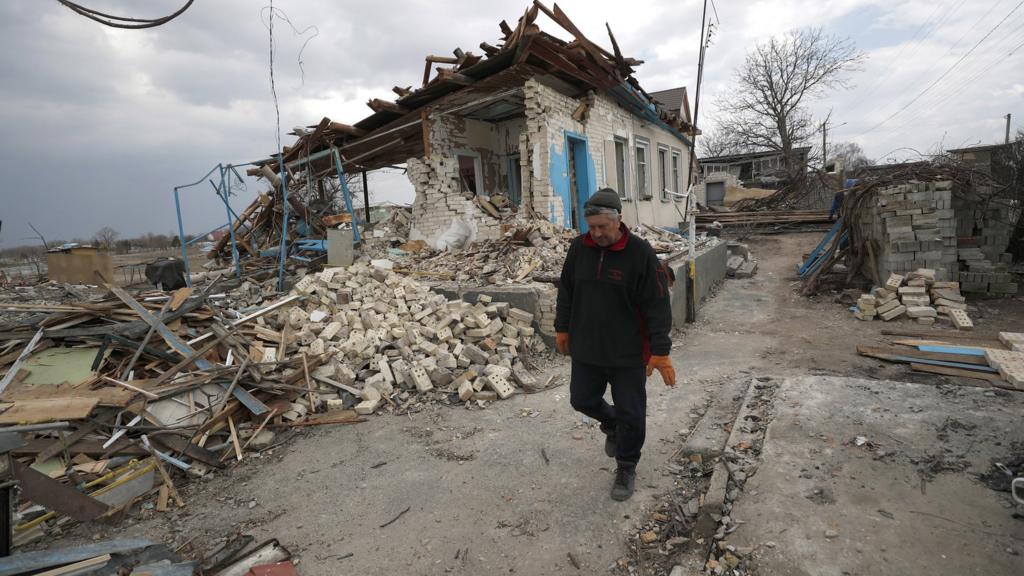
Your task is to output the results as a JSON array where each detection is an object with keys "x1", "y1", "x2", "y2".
[
  {"x1": 273, "y1": 262, "x2": 547, "y2": 413},
  {"x1": 860, "y1": 181, "x2": 957, "y2": 282},
  {"x1": 534, "y1": 284, "x2": 558, "y2": 340},
  {"x1": 956, "y1": 241, "x2": 1016, "y2": 295},
  {"x1": 853, "y1": 268, "x2": 972, "y2": 329}
]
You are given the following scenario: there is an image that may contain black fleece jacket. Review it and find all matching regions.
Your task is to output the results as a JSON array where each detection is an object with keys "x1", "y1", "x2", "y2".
[{"x1": 555, "y1": 225, "x2": 673, "y2": 368}]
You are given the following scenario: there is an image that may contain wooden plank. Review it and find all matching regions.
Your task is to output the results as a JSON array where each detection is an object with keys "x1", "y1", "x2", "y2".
[
  {"x1": 228, "y1": 415, "x2": 243, "y2": 462},
  {"x1": 909, "y1": 363, "x2": 1004, "y2": 382},
  {"x1": 100, "y1": 376, "x2": 160, "y2": 400},
  {"x1": 104, "y1": 284, "x2": 213, "y2": 370},
  {"x1": 880, "y1": 329, "x2": 1003, "y2": 342},
  {"x1": 168, "y1": 287, "x2": 193, "y2": 311},
  {"x1": 156, "y1": 485, "x2": 170, "y2": 512},
  {"x1": 36, "y1": 554, "x2": 112, "y2": 576},
  {"x1": 858, "y1": 347, "x2": 999, "y2": 372},
  {"x1": 13, "y1": 460, "x2": 111, "y2": 521},
  {"x1": 34, "y1": 423, "x2": 97, "y2": 464},
  {"x1": 857, "y1": 345, "x2": 990, "y2": 366},
  {"x1": 0, "y1": 328, "x2": 44, "y2": 394},
  {"x1": 0, "y1": 539, "x2": 150, "y2": 576},
  {"x1": 917, "y1": 344, "x2": 987, "y2": 356},
  {"x1": 0, "y1": 397, "x2": 99, "y2": 424},
  {"x1": 14, "y1": 438, "x2": 148, "y2": 458}
]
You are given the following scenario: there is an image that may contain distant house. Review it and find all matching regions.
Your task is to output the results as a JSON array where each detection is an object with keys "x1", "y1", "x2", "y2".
[{"x1": 695, "y1": 147, "x2": 811, "y2": 206}]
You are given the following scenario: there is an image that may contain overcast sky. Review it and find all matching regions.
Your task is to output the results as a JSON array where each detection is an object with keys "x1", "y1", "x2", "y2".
[{"x1": 1, "y1": 0, "x2": 1021, "y2": 248}]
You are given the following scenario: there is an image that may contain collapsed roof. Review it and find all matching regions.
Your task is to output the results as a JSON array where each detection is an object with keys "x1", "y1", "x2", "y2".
[{"x1": 256, "y1": 1, "x2": 697, "y2": 178}]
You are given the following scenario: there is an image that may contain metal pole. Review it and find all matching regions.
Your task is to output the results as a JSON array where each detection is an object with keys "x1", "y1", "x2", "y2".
[
  {"x1": 276, "y1": 157, "x2": 290, "y2": 292},
  {"x1": 362, "y1": 171, "x2": 371, "y2": 224},
  {"x1": 1006, "y1": 113, "x2": 1012, "y2": 144},
  {"x1": 331, "y1": 148, "x2": 362, "y2": 244},
  {"x1": 822, "y1": 121, "x2": 828, "y2": 169},
  {"x1": 220, "y1": 166, "x2": 242, "y2": 279},
  {"x1": 173, "y1": 187, "x2": 191, "y2": 287},
  {"x1": 686, "y1": 212, "x2": 697, "y2": 324}
]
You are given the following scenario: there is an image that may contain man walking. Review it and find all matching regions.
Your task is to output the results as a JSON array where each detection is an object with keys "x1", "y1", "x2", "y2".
[{"x1": 555, "y1": 188, "x2": 676, "y2": 501}]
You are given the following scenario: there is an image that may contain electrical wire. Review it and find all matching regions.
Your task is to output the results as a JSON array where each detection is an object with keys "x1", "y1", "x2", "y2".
[
  {"x1": 259, "y1": 6, "x2": 319, "y2": 86},
  {"x1": 856, "y1": 0, "x2": 1024, "y2": 137},
  {"x1": 56, "y1": 0, "x2": 194, "y2": 29}
]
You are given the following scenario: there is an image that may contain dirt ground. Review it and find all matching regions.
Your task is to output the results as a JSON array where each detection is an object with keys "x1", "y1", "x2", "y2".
[{"x1": 50, "y1": 232, "x2": 1024, "y2": 575}]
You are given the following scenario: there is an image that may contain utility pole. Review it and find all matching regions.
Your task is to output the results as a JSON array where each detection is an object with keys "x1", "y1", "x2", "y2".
[
  {"x1": 1005, "y1": 113, "x2": 1012, "y2": 144},
  {"x1": 822, "y1": 120, "x2": 828, "y2": 170}
]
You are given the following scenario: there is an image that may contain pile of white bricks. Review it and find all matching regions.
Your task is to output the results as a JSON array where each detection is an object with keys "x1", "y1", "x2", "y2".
[
  {"x1": 262, "y1": 262, "x2": 547, "y2": 415},
  {"x1": 860, "y1": 181, "x2": 958, "y2": 282},
  {"x1": 853, "y1": 268, "x2": 973, "y2": 330}
]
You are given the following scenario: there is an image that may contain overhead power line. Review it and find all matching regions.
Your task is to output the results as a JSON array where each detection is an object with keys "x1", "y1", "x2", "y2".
[
  {"x1": 857, "y1": 0, "x2": 1024, "y2": 137},
  {"x1": 56, "y1": 0, "x2": 195, "y2": 29}
]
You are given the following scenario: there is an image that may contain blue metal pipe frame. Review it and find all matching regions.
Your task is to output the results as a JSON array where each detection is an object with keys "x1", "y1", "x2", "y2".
[
  {"x1": 331, "y1": 147, "x2": 362, "y2": 244},
  {"x1": 276, "y1": 155, "x2": 290, "y2": 291}
]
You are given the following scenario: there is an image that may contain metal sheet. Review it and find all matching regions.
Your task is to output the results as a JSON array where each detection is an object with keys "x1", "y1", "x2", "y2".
[{"x1": 12, "y1": 460, "x2": 110, "y2": 522}]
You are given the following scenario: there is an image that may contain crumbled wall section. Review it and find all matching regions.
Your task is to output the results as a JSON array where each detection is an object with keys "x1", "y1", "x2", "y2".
[
  {"x1": 535, "y1": 282, "x2": 558, "y2": 340},
  {"x1": 407, "y1": 114, "x2": 504, "y2": 244}
]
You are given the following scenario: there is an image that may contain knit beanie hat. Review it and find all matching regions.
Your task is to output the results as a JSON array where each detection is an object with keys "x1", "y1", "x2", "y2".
[{"x1": 584, "y1": 187, "x2": 622, "y2": 213}]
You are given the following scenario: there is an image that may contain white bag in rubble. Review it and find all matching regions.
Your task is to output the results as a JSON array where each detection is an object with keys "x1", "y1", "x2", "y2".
[{"x1": 434, "y1": 218, "x2": 474, "y2": 251}]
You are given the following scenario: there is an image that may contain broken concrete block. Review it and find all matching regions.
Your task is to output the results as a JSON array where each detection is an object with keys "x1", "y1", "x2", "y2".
[
  {"x1": 458, "y1": 380, "x2": 474, "y2": 401},
  {"x1": 915, "y1": 317, "x2": 936, "y2": 326},
  {"x1": 321, "y1": 321, "x2": 343, "y2": 341},
  {"x1": 508, "y1": 308, "x2": 535, "y2": 324},
  {"x1": 933, "y1": 298, "x2": 967, "y2": 310},
  {"x1": 885, "y1": 273, "x2": 905, "y2": 291},
  {"x1": 854, "y1": 310, "x2": 876, "y2": 321},
  {"x1": 949, "y1": 308, "x2": 973, "y2": 330},
  {"x1": 309, "y1": 310, "x2": 329, "y2": 323},
  {"x1": 998, "y1": 332, "x2": 1024, "y2": 352},
  {"x1": 735, "y1": 260, "x2": 758, "y2": 278},
  {"x1": 309, "y1": 338, "x2": 326, "y2": 356},
  {"x1": 905, "y1": 306, "x2": 937, "y2": 318},
  {"x1": 876, "y1": 298, "x2": 901, "y2": 315},
  {"x1": 898, "y1": 286, "x2": 926, "y2": 295},
  {"x1": 879, "y1": 305, "x2": 907, "y2": 321},
  {"x1": 472, "y1": 390, "x2": 498, "y2": 402},
  {"x1": 901, "y1": 295, "x2": 931, "y2": 307},
  {"x1": 409, "y1": 364, "x2": 434, "y2": 392},
  {"x1": 463, "y1": 344, "x2": 489, "y2": 364},
  {"x1": 484, "y1": 374, "x2": 515, "y2": 399}
]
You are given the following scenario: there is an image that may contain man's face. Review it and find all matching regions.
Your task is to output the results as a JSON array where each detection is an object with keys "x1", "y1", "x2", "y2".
[{"x1": 585, "y1": 213, "x2": 622, "y2": 247}]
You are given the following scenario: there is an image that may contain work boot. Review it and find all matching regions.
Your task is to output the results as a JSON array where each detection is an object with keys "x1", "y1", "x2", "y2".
[
  {"x1": 611, "y1": 465, "x2": 636, "y2": 501},
  {"x1": 600, "y1": 423, "x2": 617, "y2": 458}
]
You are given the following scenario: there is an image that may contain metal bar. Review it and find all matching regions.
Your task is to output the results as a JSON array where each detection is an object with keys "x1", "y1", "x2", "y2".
[
  {"x1": 277, "y1": 155, "x2": 290, "y2": 291},
  {"x1": 362, "y1": 170, "x2": 371, "y2": 224},
  {"x1": 185, "y1": 223, "x2": 229, "y2": 246},
  {"x1": 331, "y1": 148, "x2": 362, "y2": 244},
  {"x1": 104, "y1": 284, "x2": 214, "y2": 370},
  {"x1": 121, "y1": 300, "x2": 170, "y2": 381},
  {"x1": 173, "y1": 187, "x2": 191, "y2": 287},
  {"x1": 187, "y1": 294, "x2": 303, "y2": 346},
  {"x1": 917, "y1": 345, "x2": 987, "y2": 356},
  {"x1": 220, "y1": 166, "x2": 242, "y2": 278}
]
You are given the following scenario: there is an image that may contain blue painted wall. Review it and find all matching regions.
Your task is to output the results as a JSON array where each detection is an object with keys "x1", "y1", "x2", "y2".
[{"x1": 548, "y1": 131, "x2": 596, "y2": 231}]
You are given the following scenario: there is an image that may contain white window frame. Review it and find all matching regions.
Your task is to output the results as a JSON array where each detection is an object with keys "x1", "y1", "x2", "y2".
[
  {"x1": 454, "y1": 149, "x2": 484, "y2": 196},
  {"x1": 670, "y1": 148, "x2": 683, "y2": 202},
  {"x1": 613, "y1": 136, "x2": 631, "y2": 201},
  {"x1": 658, "y1": 144, "x2": 670, "y2": 202},
  {"x1": 634, "y1": 137, "x2": 651, "y2": 200}
]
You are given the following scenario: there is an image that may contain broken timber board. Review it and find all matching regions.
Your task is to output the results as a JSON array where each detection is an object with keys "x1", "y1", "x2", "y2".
[
  {"x1": 13, "y1": 460, "x2": 111, "y2": 522},
  {"x1": 0, "y1": 328, "x2": 43, "y2": 394},
  {"x1": 856, "y1": 345, "x2": 990, "y2": 366},
  {"x1": 14, "y1": 438, "x2": 147, "y2": 458},
  {"x1": 104, "y1": 284, "x2": 214, "y2": 370},
  {"x1": 857, "y1": 348, "x2": 999, "y2": 373},
  {"x1": 880, "y1": 329, "x2": 1003, "y2": 342},
  {"x1": 34, "y1": 423, "x2": 97, "y2": 464},
  {"x1": 0, "y1": 397, "x2": 99, "y2": 425},
  {"x1": 0, "y1": 539, "x2": 152, "y2": 576},
  {"x1": 909, "y1": 363, "x2": 1005, "y2": 383},
  {"x1": 150, "y1": 434, "x2": 225, "y2": 469}
]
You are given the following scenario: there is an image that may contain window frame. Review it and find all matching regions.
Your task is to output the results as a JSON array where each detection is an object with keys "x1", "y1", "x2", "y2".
[
  {"x1": 613, "y1": 136, "x2": 631, "y2": 201},
  {"x1": 634, "y1": 137, "x2": 651, "y2": 200},
  {"x1": 658, "y1": 144, "x2": 670, "y2": 202},
  {"x1": 454, "y1": 149, "x2": 484, "y2": 196},
  {"x1": 670, "y1": 148, "x2": 683, "y2": 202}
]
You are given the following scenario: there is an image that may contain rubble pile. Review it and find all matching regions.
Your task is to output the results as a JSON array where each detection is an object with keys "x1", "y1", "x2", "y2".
[
  {"x1": 280, "y1": 261, "x2": 550, "y2": 411},
  {"x1": 397, "y1": 218, "x2": 573, "y2": 284},
  {"x1": 0, "y1": 259, "x2": 550, "y2": 549},
  {"x1": 851, "y1": 267, "x2": 973, "y2": 329}
]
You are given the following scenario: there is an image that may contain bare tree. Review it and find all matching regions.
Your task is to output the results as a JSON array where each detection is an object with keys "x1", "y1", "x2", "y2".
[
  {"x1": 697, "y1": 128, "x2": 744, "y2": 159},
  {"x1": 93, "y1": 226, "x2": 119, "y2": 251},
  {"x1": 827, "y1": 141, "x2": 872, "y2": 171},
  {"x1": 715, "y1": 28, "x2": 864, "y2": 186}
]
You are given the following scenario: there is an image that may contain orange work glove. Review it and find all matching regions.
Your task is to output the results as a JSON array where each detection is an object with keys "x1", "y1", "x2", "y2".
[
  {"x1": 555, "y1": 332, "x2": 570, "y2": 355},
  {"x1": 646, "y1": 355, "x2": 676, "y2": 386}
]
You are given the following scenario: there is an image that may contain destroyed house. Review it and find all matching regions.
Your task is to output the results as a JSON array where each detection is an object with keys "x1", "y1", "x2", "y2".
[
  {"x1": 698, "y1": 147, "x2": 812, "y2": 201},
  {"x1": 254, "y1": 1, "x2": 697, "y2": 245}
]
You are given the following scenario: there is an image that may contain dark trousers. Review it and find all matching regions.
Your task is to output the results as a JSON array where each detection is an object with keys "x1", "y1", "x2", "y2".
[{"x1": 569, "y1": 359, "x2": 647, "y2": 467}]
